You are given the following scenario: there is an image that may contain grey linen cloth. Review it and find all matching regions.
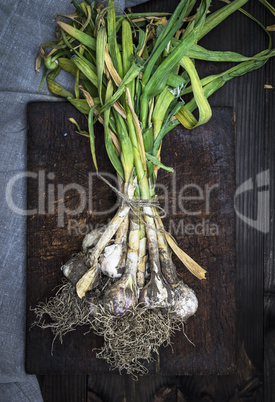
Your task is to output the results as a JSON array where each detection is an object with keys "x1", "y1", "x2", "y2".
[{"x1": 0, "y1": 0, "x2": 147, "y2": 400}]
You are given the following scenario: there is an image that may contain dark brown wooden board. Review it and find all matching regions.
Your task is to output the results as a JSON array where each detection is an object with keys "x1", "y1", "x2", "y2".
[{"x1": 26, "y1": 102, "x2": 236, "y2": 375}]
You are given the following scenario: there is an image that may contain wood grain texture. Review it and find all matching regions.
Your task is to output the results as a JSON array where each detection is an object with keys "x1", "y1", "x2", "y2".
[
  {"x1": 26, "y1": 103, "x2": 236, "y2": 375},
  {"x1": 37, "y1": 375, "x2": 87, "y2": 402},
  {"x1": 158, "y1": 110, "x2": 236, "y2": 375},
  {"x1": 263, "y1": 3, "x2": 275, "y2": 402},
  {"x1": 29, "y1": 0, "x2": 274, "y2": 400},
  {"x1": 195, "y1": 1, "x2": 267, "y2": 373}
]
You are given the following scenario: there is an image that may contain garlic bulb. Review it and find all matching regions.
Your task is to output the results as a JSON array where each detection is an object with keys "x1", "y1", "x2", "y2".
[
  {"x1": 82, "y1": 227, "x2": 105, "y2": 252},
  {"x1": 101, "y1": 244, "x2": 123, "y2": 278},
  {"x1": 172, "y1": 282, "x2": 198, "y2": 321},
  {"x1": 139, "y1": 261, "x2": 174, "y2": 308},
  {"x1": 61, "y1": 253, "x2": 88, "y2": 285},
  {"x1": 103, "y1": 273, "x2": 138, "y2": 315}
]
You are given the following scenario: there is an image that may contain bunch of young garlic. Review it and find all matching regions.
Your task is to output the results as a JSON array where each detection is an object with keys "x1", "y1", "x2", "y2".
[{"x1": 35, "y1": 0, "x2": 274, "y2": 374}]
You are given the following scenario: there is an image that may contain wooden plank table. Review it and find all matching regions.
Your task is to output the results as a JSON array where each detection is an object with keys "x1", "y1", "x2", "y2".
[{"x1": 26, "y1": 0, "x2": 274, "y2": 400}]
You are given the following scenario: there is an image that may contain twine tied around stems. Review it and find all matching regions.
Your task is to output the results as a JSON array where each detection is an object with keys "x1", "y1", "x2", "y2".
[
  {"x1": 97, "y1": 173, "x2": 167, "y2": 220},
  {"x1": 98, "y1": 174, "x2": 207, "y2": 280}
]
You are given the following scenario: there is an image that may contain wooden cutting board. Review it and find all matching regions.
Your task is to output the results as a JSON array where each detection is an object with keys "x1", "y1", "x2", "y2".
[{"x1": 26, "y1": 102, "x2": 236, "y2": 375}]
